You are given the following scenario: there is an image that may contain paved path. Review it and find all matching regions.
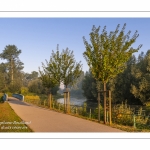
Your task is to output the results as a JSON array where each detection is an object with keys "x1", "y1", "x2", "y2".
[{"x1": 8, "y1": 97, "x2": 125, "y2": 132}]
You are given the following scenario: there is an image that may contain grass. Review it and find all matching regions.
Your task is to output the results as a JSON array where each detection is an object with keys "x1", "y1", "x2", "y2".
[{"x1": 0, "y1": 102, "x2": 32, "y2": 132}]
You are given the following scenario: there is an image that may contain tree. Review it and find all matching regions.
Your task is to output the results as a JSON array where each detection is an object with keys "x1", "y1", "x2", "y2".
[
  {"x1": 28, "y1": 79, "x2": 43, "y2": 94},
  {"x1": 70, "y1": 71, "x2": 85, "y2": 99},
  {"x1": 131, "y1": 50, "x2": 150, "y2": 104},
  {"x1": 83, "y1": 23, "x2": 142, "y2": 123},
  {"x1": 108, "y1": 55, "x2": 142, "y2": 105},
  {"x1": 40, "y1": 45, "x2": 83, "y2": 112},
  {"x1": 0, "y1": 63, "x2": 8, "y2": 92},
  {"x1": 82, "y1": 71, "x2": 97, "y2": 101},
  {"x1": 39, "y1": 63, "x2": 59, "y2": 109},
  {"x1": 0, "y1": 45, "x2": 23, "y2": 86},
  {"x1": 47, "y1": 45, "x2": 83, "y2": 88}
]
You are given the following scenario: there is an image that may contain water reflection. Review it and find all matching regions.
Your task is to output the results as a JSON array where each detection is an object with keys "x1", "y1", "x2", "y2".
[{"x1": 57, "y1": 97, "x2": 86, "y2": 106}]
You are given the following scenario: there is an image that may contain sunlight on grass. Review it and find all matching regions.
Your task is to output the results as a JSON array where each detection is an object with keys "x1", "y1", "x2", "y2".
[{"x1": 0, "y1": 102, "x2": 32, "y2": 132}]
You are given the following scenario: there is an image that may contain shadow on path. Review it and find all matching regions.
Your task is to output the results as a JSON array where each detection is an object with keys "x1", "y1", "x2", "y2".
[{"x1": 8, "y1": 97, "x2": 30, "y2": 106}]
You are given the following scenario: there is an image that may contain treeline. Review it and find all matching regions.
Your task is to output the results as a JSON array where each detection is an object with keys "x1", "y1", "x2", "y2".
[
  {"x1": 0, "y1": 45, "x2": 58, "y2": 96},
  {"x1": 82, "y1": 50, "x2": 150, "y2": 105}
]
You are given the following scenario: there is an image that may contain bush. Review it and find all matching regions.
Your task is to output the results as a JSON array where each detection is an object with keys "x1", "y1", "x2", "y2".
[
  {"x1": 6, "y1": 92, "x2": 12, "y2": 97},
  {"x1": 92, "y1": 105, "x2": 104, "y2": 120},
  {"x1": 0, "y1": 96, "x2": 4, "y2": 103},
  {"x1": 112, "y1": 102, "x2": 134, "y2": 126},
  {"x1": 20, "y1": 87, "x2": 29, "y2": 95},
  {"x1": 25, "y1": 95, "x2": 40, "y2": 100}
]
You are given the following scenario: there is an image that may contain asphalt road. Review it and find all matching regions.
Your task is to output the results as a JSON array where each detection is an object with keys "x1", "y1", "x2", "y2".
[{"x1": 8, "y1": 97, "x2": 125, "y2": 132}]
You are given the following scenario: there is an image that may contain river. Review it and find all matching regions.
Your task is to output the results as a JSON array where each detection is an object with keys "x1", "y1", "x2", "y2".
[
  {"x1": 57, "y1": 97, "x2": 87, "y2": 106},
  {"x1": 57, "y1": 97, "x2": 98, "y2": 110}
]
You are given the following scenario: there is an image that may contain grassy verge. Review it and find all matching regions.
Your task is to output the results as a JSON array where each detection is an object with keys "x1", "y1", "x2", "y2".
[{"x1": 0, "y1": 102, "x2": 32, "y2": 132}]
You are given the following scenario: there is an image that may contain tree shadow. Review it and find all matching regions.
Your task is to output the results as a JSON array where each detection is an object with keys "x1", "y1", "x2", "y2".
[{"x1": 8, "y1": 98, "x2": 31, "y2": 106}]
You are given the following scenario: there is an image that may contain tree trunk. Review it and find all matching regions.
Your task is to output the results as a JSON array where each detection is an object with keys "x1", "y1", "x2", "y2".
[
  {"x1": 96, "y1": 80, "x2": 101, "y2": 123},
  {"x1": 104, "y1": 81, "x2": 106, "y2": 124},
  {"x1": 10, "y1": 58, "x2": 14, "y2": 85},
  {"x1": 98, "y1": 92, "x2": 100, "y2": 122}
]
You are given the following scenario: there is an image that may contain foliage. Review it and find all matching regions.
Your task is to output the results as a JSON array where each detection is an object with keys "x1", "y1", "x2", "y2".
[
  {"x1": 82, "y1": 71, "x2": 97, "y2": 101},
  {"x1": 0, "y1": 96, "x2": 4, "y2": 103},
  {"x1": 108, "y1": 55, "x2": 142, "y2": 105},
  {"x1": 93, "y1": 104, "x2": 104, "y2": 119},
  {"x1": 28, "y1": 79, "x2": 45, "y2": 94},
  {"x1": 130, "y1": 50, "x2": 150, "y2": 104},
  {"x1": 25, "y1": 95, "x2": 40, "y2": 100},
  {"x1": 44, "y1": 44, "x2": 83, "y2": 88},
  {"x1": 0, "y1": 45, "x2": 24, "y2": 93},
  {"x1": 70, "y1": 71, "x2": 85, "y2": 98},
  {"x1": 20, "y1": 87, "x2": 29, "y2": 95},
  {"x1": 83, "y1": 23, "x2": 142, "y2": 84},
  {"x1": 39, "y1": 62, "x2": 58, "y2": 94},
  {"x1": 112, "y1": 102, "x2": 134, "y2": 126},
  {"x1": 83, "y1": 23, "x2": 142, "y2": 123}
]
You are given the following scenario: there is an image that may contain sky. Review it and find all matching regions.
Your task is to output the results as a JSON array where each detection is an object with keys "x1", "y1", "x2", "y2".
[{"x1": 0, "y1": 18, "x2": 150, "y2": 74}]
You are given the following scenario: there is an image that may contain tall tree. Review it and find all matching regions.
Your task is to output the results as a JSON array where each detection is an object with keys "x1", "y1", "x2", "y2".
[
  {"x1": 40, "y1": 45, "x2": 83, "y2": 111},
  {"x1": 0, "y1": 63, "x2": 8, "y2": 91},
  {"x1": 47, "y1": 45, "x2": 83, "y2": 89},
  {"x1": 0, "y1": 45, "x2": 23, "y2": 86},
  {"x1": 83, "y1": 23, "x2": 142, "y2": 123}
]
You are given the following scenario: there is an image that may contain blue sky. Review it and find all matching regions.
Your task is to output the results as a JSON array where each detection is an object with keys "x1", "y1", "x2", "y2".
[{"x1": 0, "y1": 18, "x2": 150, "y2": 74}]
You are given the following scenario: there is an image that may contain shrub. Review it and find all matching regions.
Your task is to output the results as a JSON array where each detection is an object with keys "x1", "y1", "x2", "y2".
[
  {"x1": 93, "y1": 105, "x2": 104, "y2": 120},
  {"x1": 25, "y1": 95, "x2": 40, "y2": 100},
  {"x1": 112, "y1": 101, "x2": 134, "y2": 126},
  {"x1": 0, "y1": 96, "x2": 4, "y2": 103},
  {"x1": 24, "y1": 95, "x2": 40, "y2": 104},
  {"x1": 20, "y1": 87, "x2": 29, "y2": 95}
]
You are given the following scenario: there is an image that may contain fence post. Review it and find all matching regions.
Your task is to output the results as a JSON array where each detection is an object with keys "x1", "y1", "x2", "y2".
[
  {"x1": 89, "y1": 108, "x2": 91, "y2": 119},
  {"x1": 59, "y1": 103, "x2": 60, "y2": 111},
  {"x1": 53, "y1": 103, "x2": 54, "y2": 109},
  {"x1": 64, "y1": 92, "x2": 66, "y2": 113},
  {"x1": 106, "y1": 110, "x2": 109, "y2": 122},
  {"x1": 133, "y1": 114, "x2": 136, "y2": 128},
  {"x1": 76, "y1": 107, "x2": 77, "y2": 115},
  {"x1": 44, "y1": 100, "x2": 46, "y2": 106}
]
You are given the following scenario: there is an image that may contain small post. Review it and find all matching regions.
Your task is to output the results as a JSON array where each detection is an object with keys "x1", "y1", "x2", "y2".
[
  {"x1": 59, "y1": 103, "x2": 60, "y2": 111},
  {"x1": 133, "y1": 114, "x2": 136, "y2": 128},
  {"x1": 64, "y1": 92, "x2": 66, "y2": 113},
  {"x1": 76, "y1": 107, "x2": 77, "y2": 115},
  {"x1": 106, "y1": 110, "x2": 108, "y2": 122},
  {"x1": 68, "y1": 91, "x2": 70, "y2": 113},
  {"x1": 89, "y1": 108, "x2": 91, "y2": 119},
  {"x1": 49, "y1": 93, "x2": 52, "y2": 109},
  {"x1": 53, "y1": 103, "x2": 54, "y2": 109},
  {"x1": 44, "y1": 100, "x2": 46, "y2": 106}
]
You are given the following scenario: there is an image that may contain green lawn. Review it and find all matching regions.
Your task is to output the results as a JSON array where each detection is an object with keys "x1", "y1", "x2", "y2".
[{"x1": 0, "y1": 102, "x2": 32, "y2": 132}]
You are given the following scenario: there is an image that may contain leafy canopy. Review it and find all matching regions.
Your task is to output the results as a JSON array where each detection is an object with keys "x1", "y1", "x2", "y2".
[
  {"x1": 46, "y1": 44, "x2": 83, "y2": 88},
  {"x1": 83, "y1": 23, "x2": 142, "y2": 83}
]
